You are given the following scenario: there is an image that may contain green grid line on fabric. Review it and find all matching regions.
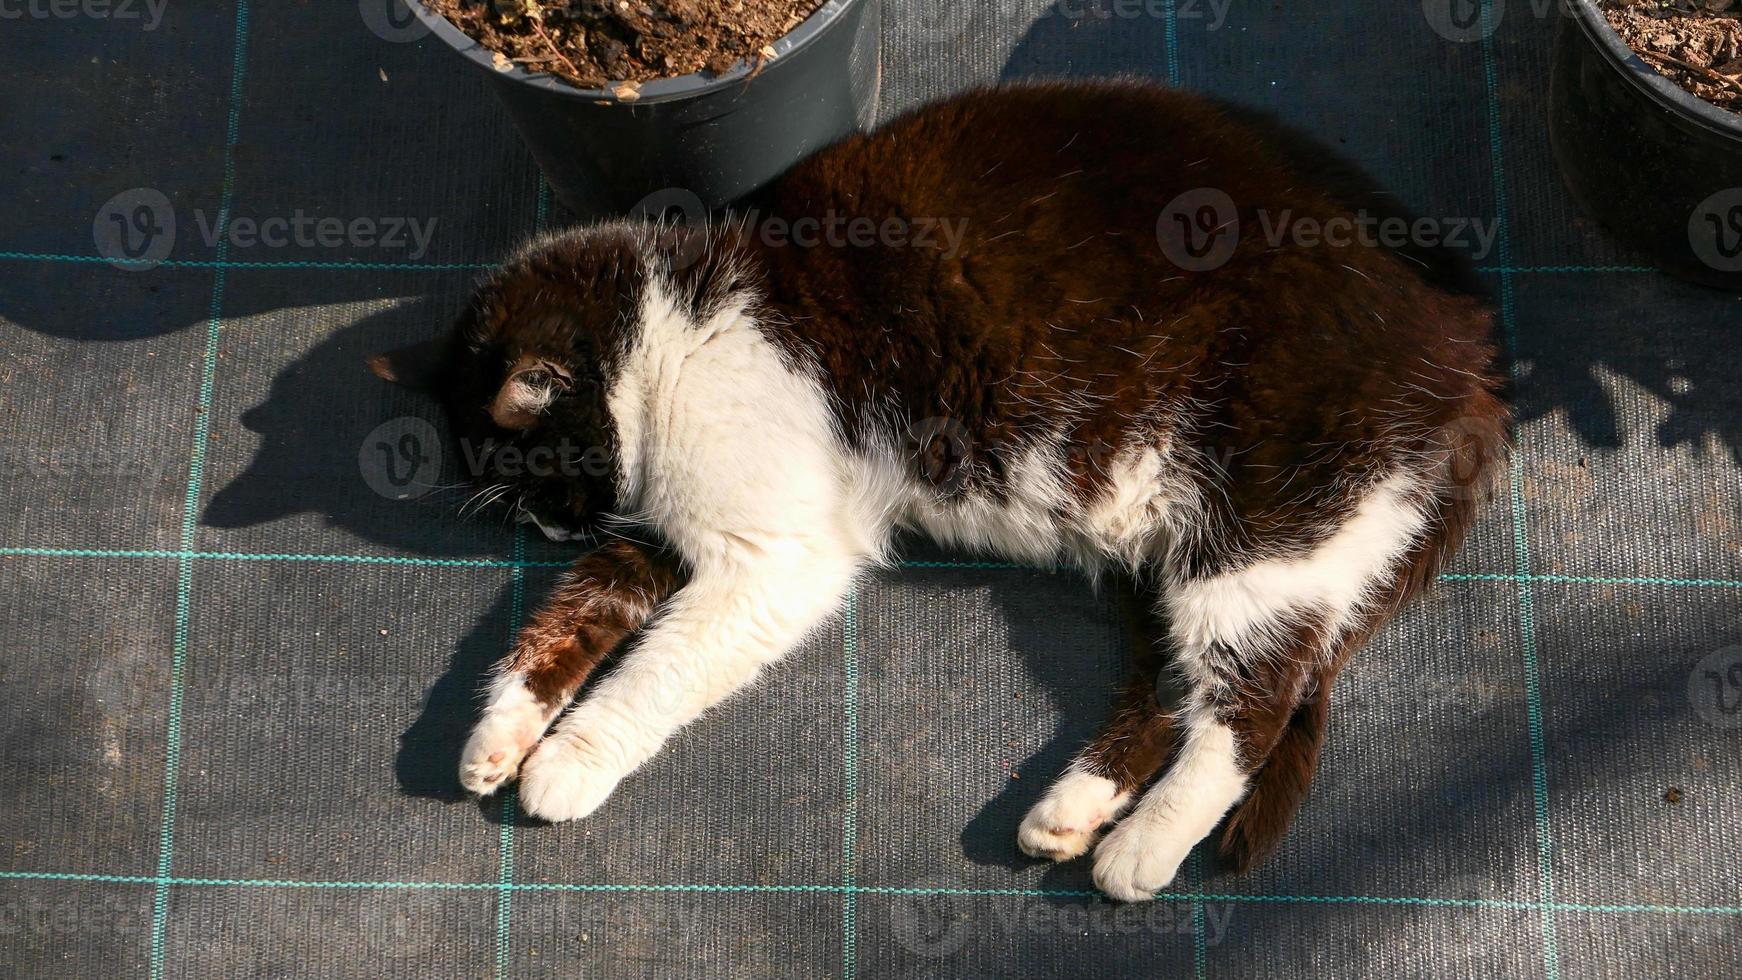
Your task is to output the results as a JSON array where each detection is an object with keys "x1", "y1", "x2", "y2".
[
  {"x1": 1163, "y1": 0, "x2": 1181, "y2": 87},
  {"x1": 1479, "y1": 9, "x2": 1561, "y2": 978},
  {"x1": 842, "y1": 584, "x2": 861, "y2": 979},
  {"x1": 1187, "y1": 852, "x2": 1208, "y2": 980},
  {"x1": 146, "y1": 4, "x2": 251, "y2": 978},
  {"x1": 6, "y1": 547, "x2": 1740, "y2": 590},
  {"x1": 0, "y1": 249, "x2": 1658, "y2": 276},
  {"x1": 2, "y1": 870, "x2": 1737, "y2": 917}
]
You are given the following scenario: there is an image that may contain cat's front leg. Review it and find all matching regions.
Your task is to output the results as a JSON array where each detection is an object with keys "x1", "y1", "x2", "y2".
[
  {"x1": 516, "y1": 550, "x2": 860, "y2": 823},
  {"x1": 459, "y1": 539, "x2": 685, "y2": 796}
]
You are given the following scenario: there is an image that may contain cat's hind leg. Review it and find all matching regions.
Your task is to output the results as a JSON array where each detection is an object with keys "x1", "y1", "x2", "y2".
[
  {"x1": 459, "y1": 539, "x2": 685, "y2": 796},
  {"x1": 1090, "y1": 603, "x2": 1333, "y2": 901},
  {"x1": 1018, "y1": 577, "x2": 1180, "y2": 861},
  {"x1": 1092, "y1": 474, "x2": 1432, "y2": 901}
]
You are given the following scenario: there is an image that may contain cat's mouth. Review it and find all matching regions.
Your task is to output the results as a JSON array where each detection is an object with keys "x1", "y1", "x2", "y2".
[{"x1": 516, "y1": 507, "x2": 581, "y2": 543}]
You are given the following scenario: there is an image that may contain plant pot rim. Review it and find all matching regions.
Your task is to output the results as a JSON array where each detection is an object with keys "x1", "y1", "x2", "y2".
[
  {"x1": 1565, "y1": 0, "x2": 1742, "y2": 139},
  {"x1": 403, "y1": 0, "x2": 864, "y2": 105}
]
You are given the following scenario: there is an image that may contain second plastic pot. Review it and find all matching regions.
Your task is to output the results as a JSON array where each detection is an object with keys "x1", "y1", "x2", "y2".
[{"x1": 1549, "y1": 0, "x2": 1742, "y2": 290}]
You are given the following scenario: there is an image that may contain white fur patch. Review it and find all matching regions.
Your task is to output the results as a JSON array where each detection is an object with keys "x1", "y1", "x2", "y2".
[
  {"x1": 459, "y1": 671, "x2": 551, "y2": 796},
  {"x1": 865, "y1": 429, "x2": 1186, "y2": 575},
  {"x1": 892, "y1": 433, "x2": 1075, "y2": 566},
  {"x1": 1091, "y1": 710, "x2": 1247, "y2": 902},
  {"x1": 607, "y1": 270, "x2": 853, "y2": 564},
  {"x1": 520, "y1": 258, "x2": 872, "y2": 822},
  {"x1": 1166, "y1": 472, "x2": 1427, "y2": 668},
  {"x1": 1078, "y1": 443, "x2": 1175, "y2": 568},
  {"x1": 1018, "y1": 766, "x2": 1133, "y2": 861}
]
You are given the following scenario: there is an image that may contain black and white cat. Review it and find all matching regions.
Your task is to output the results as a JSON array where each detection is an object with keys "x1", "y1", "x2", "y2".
[{"x1": 370, "y1": 80, "x2": 1508, "y2": 901}]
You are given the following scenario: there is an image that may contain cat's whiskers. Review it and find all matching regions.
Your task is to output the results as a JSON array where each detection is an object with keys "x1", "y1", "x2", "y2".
[{"x1": 460, "y1": 482, "x2": 516, "y2": 520}]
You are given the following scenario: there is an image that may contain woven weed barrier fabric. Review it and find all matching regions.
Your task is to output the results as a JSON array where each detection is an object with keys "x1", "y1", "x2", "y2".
[{"x1": 1, "y1": 1, "x2": 1739, "y2": 977}]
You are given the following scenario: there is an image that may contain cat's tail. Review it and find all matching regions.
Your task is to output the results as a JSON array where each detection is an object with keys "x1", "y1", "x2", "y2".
[
  {"x1": 1219, "y1": 380, "x2": 1512, "y2": 871},
  {"x1": 1216, "y1": 668, "x2": 1330, "y2": 871}
]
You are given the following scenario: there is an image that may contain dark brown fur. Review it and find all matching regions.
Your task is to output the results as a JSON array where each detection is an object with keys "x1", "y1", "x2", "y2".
[
  {"x1": 1078, "y1": 576, "x2": 1186, "y2": 796},
  {"x1": 506, "y1": 539, "x2": 686, "y2": 709},
  {"x1": 739, "y1": 81, "x2": 1507, "y2": 869},
  {"x1": 745, "y1": 81, "x2": 1504, "y2": 576}
]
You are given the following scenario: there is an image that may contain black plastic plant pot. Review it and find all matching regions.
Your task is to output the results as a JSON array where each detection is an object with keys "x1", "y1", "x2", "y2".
[
  {"x1": 406, "y1": 0, "x2": 882, "y2": 218},
  {"x1": 1549, "y1": 0, "x2": 1742, "y2": 290}
]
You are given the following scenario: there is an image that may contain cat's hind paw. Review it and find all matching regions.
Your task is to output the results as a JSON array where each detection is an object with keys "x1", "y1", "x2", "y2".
[
  {"x1": 1017, "y1": 769, "x2": 1130, "y2": 862},
  {"x1": 1090, "y1": 812, "x2": 1193, "y2": 902}
]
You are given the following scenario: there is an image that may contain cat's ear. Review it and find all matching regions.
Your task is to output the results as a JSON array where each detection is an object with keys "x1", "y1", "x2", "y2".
[
  {"x1": 366, "y1": 338, "x2": 445, "y2": 392},
  {"x1": 490, "y1": 357, "x2": 574, "y2": 430}
]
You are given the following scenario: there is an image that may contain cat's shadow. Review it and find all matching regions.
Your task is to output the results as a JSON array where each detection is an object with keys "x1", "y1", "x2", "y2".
[
  {"x1": 947, "y1": 562, "x2": 1135, "y2": 891},
  {"x1": 998, "y1": 0, "x2": 1174, "y2": 83},
  {"x1": 196, "y1": 293, "x2": 490, "y2": 555},
  {"x1": 393, "y1": 570, "x2": 518, "y2": 821}
]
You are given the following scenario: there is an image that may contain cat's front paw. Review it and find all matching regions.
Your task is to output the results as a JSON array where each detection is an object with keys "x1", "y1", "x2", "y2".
[
  {"x1": 516, "y1": 730, "x2": 624, "y2": 822},
  {"x1": 1090, "y1": 812, "x2": 1192, "y2": 902},
  {"x1": 459, "y1": 720, "x2": 540, "y2": 797},
  {"x1": 1017, "y1": 770, "x2": 1129, "y2": 861},
  {"x1": 459, "y1": 684, "x2": 547, "y2": 796}
]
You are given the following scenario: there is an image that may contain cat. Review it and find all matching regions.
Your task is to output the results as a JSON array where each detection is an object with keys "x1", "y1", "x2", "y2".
[{"x1": 369, "y1": 79, "x2": 1509, "y2": 902}]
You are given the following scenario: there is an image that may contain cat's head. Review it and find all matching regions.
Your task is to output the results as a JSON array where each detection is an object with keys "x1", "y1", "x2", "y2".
[{"x1": 367, "y1": 227, "x2": 650, "y2": 541}]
